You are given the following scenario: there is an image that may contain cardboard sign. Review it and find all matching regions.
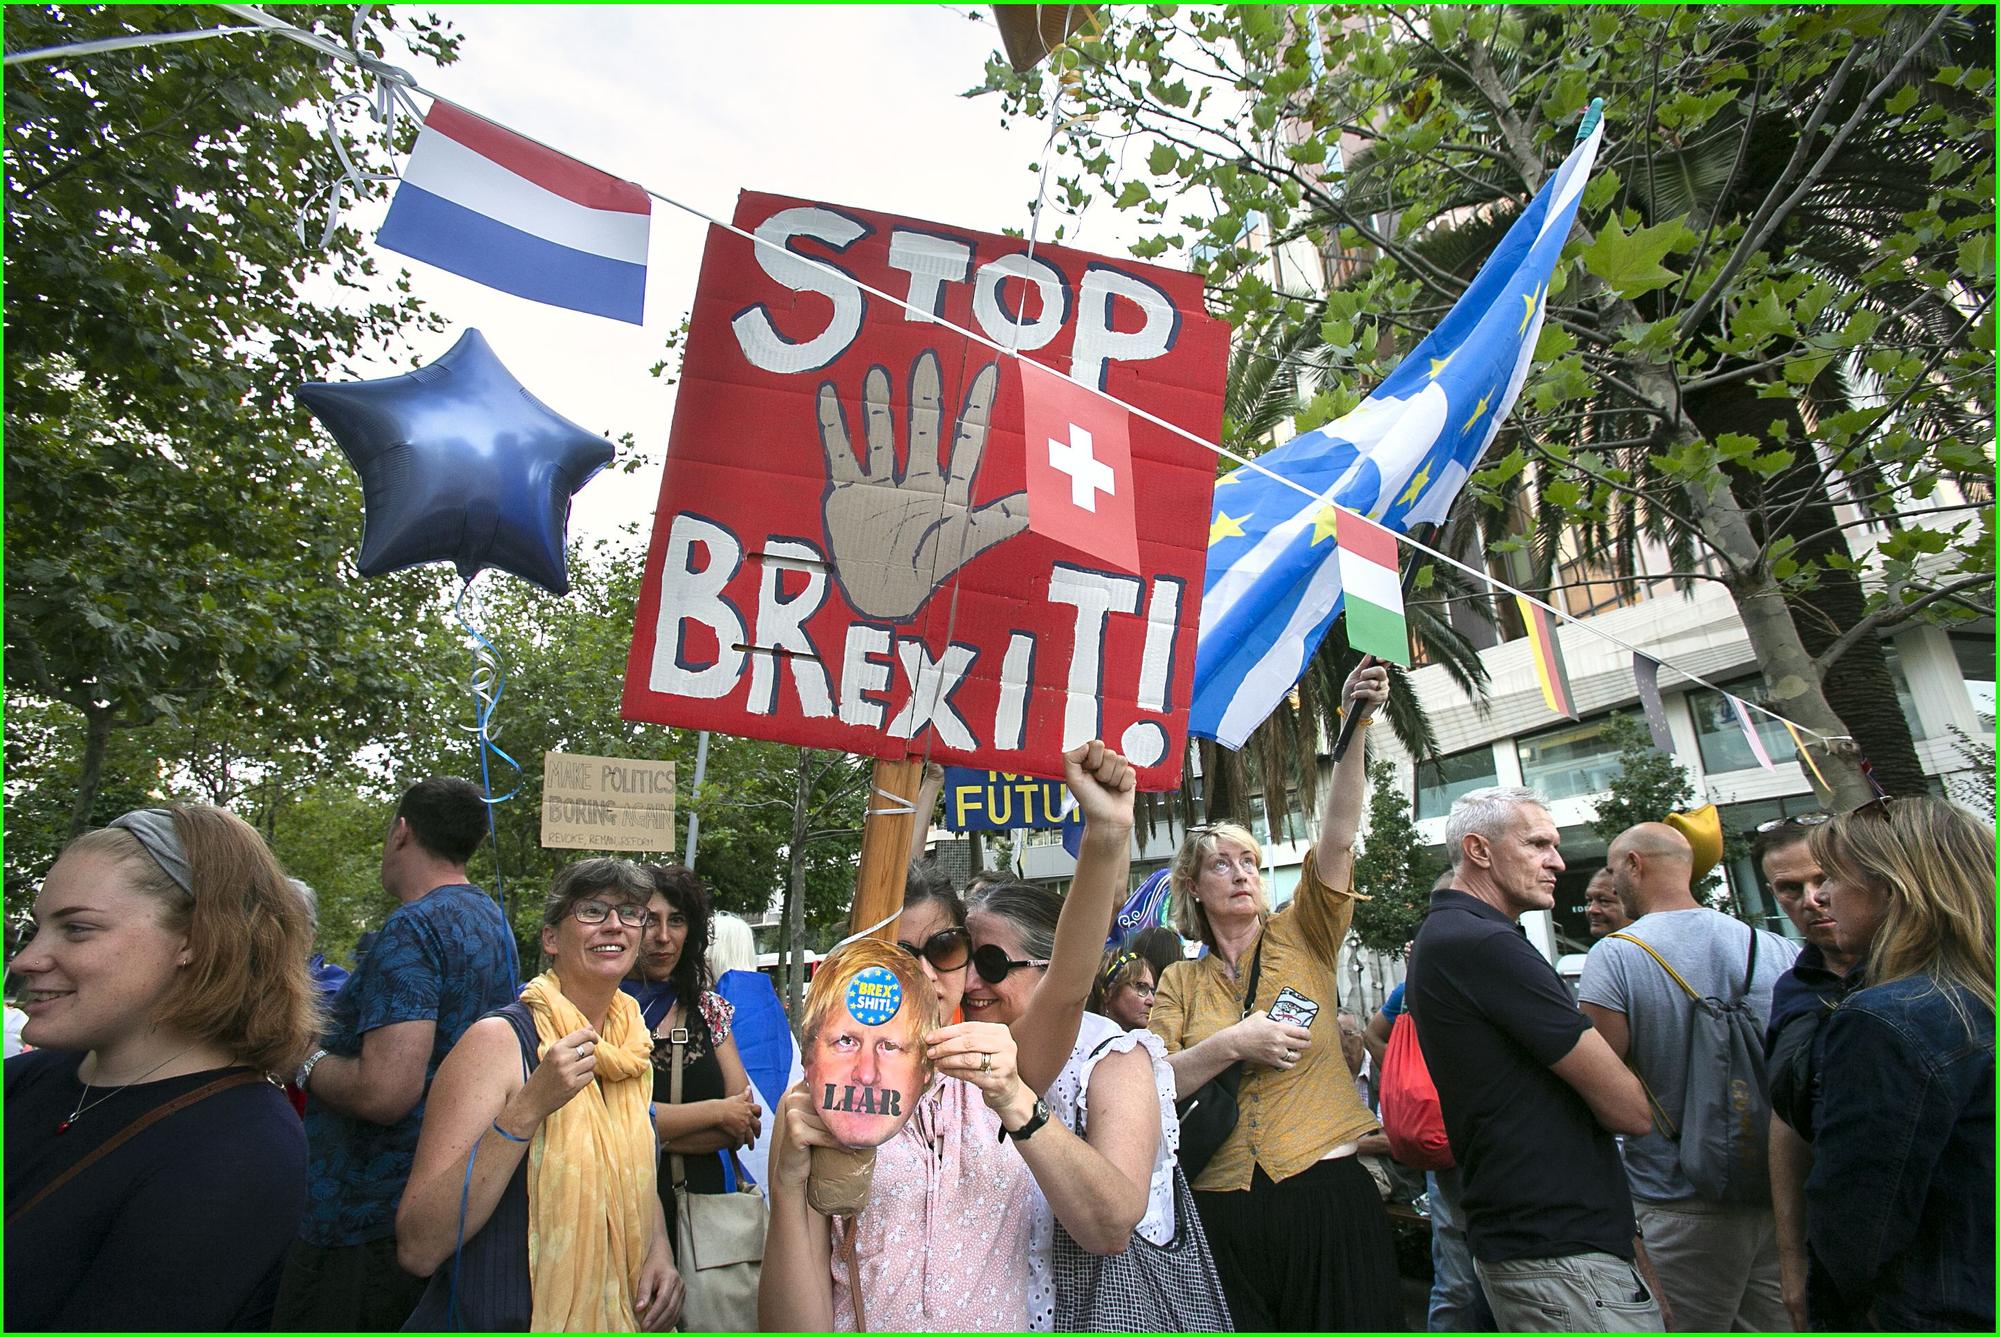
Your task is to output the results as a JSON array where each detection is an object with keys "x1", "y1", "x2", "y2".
[
  {"x1": 621, "y1": 191, "x2": 1228, "y2": 788},
  {"x1": 941, "y1": 766, "x2": 1075, "y2": 832},
  {"x1": 540, "y1": 751, "x2": 677, "y2": 851}
]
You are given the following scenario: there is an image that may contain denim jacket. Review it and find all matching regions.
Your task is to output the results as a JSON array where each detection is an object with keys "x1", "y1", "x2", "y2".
[{"x1": 1803, "y1": 973, "x2": 1995, "y2": 1331}]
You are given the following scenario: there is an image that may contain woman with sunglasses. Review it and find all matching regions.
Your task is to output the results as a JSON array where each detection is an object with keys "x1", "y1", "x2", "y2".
[
  {"x1": 898, "y1": 860, "x2": 971, "y2": 1022},
  {"x1": 1088, "y1": 947, "x2": 1158, "y2": 1032},
  {"x1": 764, "y1": 741, "x2": 1143, "y2": 1332},
  {"x1": 1149, "y1": 656, "x2": 1401, "y2": 1332},
  {"x1": 1800, "y1": 797, "x2": 1993, "y2": 1331},
  {"x1": 961, "y1": 867, "x2": 1227, "y2": 1331},
  {"x1": 397, "y1": 859, "x2": 682, "y2": 1331}
]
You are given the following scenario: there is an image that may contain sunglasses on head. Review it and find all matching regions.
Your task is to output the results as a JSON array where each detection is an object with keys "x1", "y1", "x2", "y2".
[
  {"x1": 1753, "y1": 812, "x2": 1831, "y2": 835},
  {"x1": 897, "y1": 926, "x2": 971, "y2": 972},
  {"x1": 971, "y1": 943, "x2": 1051, "y2": 985}
]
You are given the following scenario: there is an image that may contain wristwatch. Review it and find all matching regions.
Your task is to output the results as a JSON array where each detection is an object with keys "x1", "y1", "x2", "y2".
[
  {"x1": 999, "y1": 1096, "x2": 1051, "y2": 1143},
  {"x1": 295, "y1": 1048, "x2": 330, "y2": 1091}
]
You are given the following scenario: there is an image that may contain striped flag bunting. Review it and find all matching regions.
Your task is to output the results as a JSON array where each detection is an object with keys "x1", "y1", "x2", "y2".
[
  {"x1": 1332, "y1": 509, "x2": 1410, "y2": 665},
  {"x1": 1727, "y1": 693, "x2": 1778, "y2": 771},
  {"x1": 1516, "y1": 594, "x2": 1578, "y2": 719},
  {"x1": 378, "y1": 101, "x2": 651, "y2": 324}
]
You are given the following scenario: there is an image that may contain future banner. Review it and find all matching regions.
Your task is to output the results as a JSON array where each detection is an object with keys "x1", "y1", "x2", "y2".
[
  {"x1": 621, "y1": 191, "x2": 1228, "y2": 787},
  {"x1": 940, "y1": 766, "x2": 1075, "y2": 832}
]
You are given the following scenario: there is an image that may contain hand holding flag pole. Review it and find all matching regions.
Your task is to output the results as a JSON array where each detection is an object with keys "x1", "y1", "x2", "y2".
[{"x1": 1330, "y1": 654, "x2": 1386, "y2": 764}]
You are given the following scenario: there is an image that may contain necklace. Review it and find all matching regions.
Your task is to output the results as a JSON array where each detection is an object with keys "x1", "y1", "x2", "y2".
[{"x1": 57, "y1": 1044, "x2": 202, "y2": 1134}]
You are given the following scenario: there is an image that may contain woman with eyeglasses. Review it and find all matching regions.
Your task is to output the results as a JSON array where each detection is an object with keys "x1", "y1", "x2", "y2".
[
  {"x1": 1148, "y1": 657, "x2": 1402, "y2": 1332},
  {"x1": 763, "y1": 741, "x2": 1149, "y2": 1332},
  {"x1": 1089, "y1": 948, "x2": 1158, "y2": 1032},
  {"x1": 1799, "y1": 797, "x2": 1993, "y2": 1331},
  {"x1": 5, "y1": 806, "x2": 316, "y2": 1331},
  {"x1": 397, "y1": 859, "x2": 683, "y2": 1331}
]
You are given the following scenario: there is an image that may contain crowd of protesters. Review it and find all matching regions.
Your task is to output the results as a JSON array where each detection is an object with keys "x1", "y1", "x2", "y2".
[{"x1": 4, "y1": 658, "x2": 1992, "y2": 1333}]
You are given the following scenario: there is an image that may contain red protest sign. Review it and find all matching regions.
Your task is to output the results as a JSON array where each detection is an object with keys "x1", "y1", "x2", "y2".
[{"x1": 620, "y1": 191, "x2": 1227, "y2": 788}]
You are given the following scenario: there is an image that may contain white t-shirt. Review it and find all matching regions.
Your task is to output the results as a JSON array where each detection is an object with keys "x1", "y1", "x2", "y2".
[{"x1": 1023, "y1": 1010, "x2": 1180, "y2": 1331}]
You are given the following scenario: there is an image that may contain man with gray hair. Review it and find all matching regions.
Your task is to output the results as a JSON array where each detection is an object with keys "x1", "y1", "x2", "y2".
[
  {"x1": 1408, "y1": 787, "x2": 1662, "y2": 1331},
  {"x1": 1578, "y1": 822, "x2": 1799, "y2": 1331}
]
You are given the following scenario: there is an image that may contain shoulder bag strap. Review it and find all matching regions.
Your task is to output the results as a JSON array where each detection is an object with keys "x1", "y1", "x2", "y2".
[
  {"x1": 1741, "y1": 928, "x2": 1759, "y2": 998},
  {"x1": 1607, "y1": 931, "x2": 1701, "y2": 1001},
  {"x1": 7, "y1": 1070, "x2": 263, "y2": 1228},
  {"x1": 1602, "y1": 932, "x2": 1684, "y2": 1141},
  {"x1": 1239, "y1": 934, "x2": 1268, "y2": 1019},
  {"x1": 667, "y1": 1021, "x2": 688, "y2": 1193}
]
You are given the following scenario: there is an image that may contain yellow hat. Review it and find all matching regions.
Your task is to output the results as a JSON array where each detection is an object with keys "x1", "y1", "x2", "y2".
[{"x1": 1665, "y1": 803, "x2": 1723, "y2": 881}]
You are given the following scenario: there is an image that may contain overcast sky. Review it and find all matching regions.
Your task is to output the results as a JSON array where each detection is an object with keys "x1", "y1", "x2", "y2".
[{"x1": 353, "y1": 4, "x2": 1149, "y2": 549}]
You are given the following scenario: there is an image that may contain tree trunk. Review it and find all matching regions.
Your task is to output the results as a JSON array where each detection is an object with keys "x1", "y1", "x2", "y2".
[
  {"x1": 1679, "y1": 478, "x2": 1879, "y2": 809},
  {"x1": 68, "y1": 705, "x2": 113, "y2": 839},
  {"x1": 1685, "y1": 379, "x2": 1929, "y2": 794},
  {"x1": 784, "y1": 748, "x2": 811, "y2": 1020}
]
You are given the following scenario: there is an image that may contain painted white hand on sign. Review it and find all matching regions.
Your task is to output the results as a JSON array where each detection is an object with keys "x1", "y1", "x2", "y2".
[{"x1": 816, "y1": 350, "x2": 1028, "y2": 622}]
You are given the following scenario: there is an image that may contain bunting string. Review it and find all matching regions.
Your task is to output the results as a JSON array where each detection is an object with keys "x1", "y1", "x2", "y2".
[{"x1": 25, "y1": 5, "x2": 1849, "y2": 750}]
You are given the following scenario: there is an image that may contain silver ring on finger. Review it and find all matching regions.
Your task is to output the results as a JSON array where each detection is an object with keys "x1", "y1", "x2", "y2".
[
  {"x1": 980, "y1": 1051, "x2": 993, "y2": 1075},
  {"x1": 1284, "y1": 1049, "x2": 1298, "y2": 1062}
]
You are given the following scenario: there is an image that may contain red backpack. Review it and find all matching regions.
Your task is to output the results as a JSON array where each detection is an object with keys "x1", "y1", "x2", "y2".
[{"x1": 1380, "y1": 1011, "x2": 1454, "y2": 1170}]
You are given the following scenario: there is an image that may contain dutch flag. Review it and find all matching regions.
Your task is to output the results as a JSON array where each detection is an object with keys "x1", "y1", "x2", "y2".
[{"x1": 377, "y1": 101, "x2": 650, "y2": 324}]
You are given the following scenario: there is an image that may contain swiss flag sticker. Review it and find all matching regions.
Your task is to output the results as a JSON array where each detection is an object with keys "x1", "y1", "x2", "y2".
[{"x1": 1017, "y1": 358, "x2": 1140, "y2": 573}]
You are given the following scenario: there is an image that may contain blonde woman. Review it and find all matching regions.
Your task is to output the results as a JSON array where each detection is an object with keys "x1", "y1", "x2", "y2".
[
  {"x1": 397, "y1": 859, "x2": 682, "y2": 1331},
  {"x1": 1802, "y1": 797, "x2": 1994, "y2": 1331},
  {"x1": 1149, "y1": 658, "x2": 1399, "y2": 1331}
]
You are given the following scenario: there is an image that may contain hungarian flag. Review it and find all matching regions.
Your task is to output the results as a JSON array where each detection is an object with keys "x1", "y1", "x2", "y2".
[
  {"x1": 1017, "y1": 358, "x2": 1139, "y2": 573},
  {"x1": 1332, "y1": 509, "x2": 1410, "y2": 664}
]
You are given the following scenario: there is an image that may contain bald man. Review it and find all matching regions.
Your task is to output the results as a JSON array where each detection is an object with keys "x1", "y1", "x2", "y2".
[{"x1": 1577, "y1": 823, "x2": 1800, "y2": 1332}]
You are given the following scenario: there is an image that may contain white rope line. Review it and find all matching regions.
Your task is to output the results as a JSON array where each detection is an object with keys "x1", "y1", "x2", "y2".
[
  {"x1": 3, "y1": 25, "x2": 264, "y2": 66},
  {"x1": 832, "y1": 905, "x2": 904, "y2": 950},
  {"x1": 56, "y1": 6, "x2": 1841, "y2": 748}
]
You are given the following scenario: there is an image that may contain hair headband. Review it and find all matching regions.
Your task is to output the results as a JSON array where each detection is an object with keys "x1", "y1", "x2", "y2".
[
  {"x1": 1100, "y1": 949, "x2": 1141, "y2": 986},
  {"x1": 109, "y1": 809, "x2": 194, "y2": 897}
]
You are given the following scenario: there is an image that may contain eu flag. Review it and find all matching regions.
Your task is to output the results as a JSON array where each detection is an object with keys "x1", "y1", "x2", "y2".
[{"x1": 1190, "y1": 109, "x2": 1606, "y2": 748}]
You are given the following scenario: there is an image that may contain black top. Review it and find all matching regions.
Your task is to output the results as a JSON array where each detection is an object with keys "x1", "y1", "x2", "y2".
[
  {"x1": 1407, "y1": 889, "x2": 1635, "y2": 1264},
  {"x1": 403, "y1": 1003, "x2": 536, "y2": 1333},
  {"x1": 1765, "y1": 943, "x2": 1853, "y2": 1139},
  {"x1": 4, "y1": 1050, "x2": 306, "y2": 1331}
]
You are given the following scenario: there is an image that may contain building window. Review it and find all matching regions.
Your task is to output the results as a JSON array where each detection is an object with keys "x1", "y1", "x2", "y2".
[
  {"x1": 1691, "y1": 678, "x2": 1798, "y2": 775},
  {"x1": 1415, "y1": 748, "x2": 1500, "y2": 820},
  {"x1": 1877, "y1": 643, "x2": 1925, "y2": 739},
  {"x1": 1951, "y1": 633, "x2": 1995, "y2": 726},
  {"x1": 1555, "y1": 529, "x2": 1649, "y2": 619},
  {"x1": 1516, "y1": 716, "x2": 1627, "y2": 801}
]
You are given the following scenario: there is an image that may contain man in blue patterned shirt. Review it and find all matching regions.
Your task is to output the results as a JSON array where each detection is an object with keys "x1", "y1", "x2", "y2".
[{"x1": 273, "y1": 777, "x2": 521, "y2": 1331}]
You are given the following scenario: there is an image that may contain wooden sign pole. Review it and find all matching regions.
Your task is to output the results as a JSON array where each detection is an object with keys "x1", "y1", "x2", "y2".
[{"x1": 846, "y1": 756, "x2": 924, "y2": 940}]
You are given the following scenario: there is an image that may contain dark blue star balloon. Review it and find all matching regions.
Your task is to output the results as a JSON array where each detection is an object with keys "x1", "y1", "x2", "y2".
[{"x1": 297, "y1": 328, "x2": 614, "y2": 595}]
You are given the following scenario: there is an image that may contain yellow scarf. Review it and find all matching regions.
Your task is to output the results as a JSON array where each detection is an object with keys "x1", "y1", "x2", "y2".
[{"x1": 520, "y1": 971, "x2": 656, "y2": 1331}]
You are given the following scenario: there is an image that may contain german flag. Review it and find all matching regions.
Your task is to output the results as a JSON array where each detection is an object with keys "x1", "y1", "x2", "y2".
[{"x1": 1515, "y1": 595, "x2": 1578, "y2": 719}]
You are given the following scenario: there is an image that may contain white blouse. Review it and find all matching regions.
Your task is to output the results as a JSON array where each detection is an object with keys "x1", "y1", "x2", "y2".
[{"x1": 1023, "y1": 1010, "x2": 1181, "y2": 1331}]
